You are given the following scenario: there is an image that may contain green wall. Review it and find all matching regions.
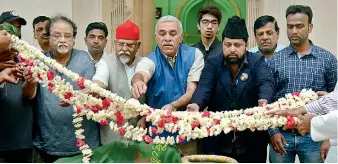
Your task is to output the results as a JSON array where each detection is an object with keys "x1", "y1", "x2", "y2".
[{"x1": 153, "y1": 0, "x2": 247, "y2": 47}]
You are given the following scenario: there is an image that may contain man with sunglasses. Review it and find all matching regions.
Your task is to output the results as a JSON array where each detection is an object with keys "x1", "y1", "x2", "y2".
[
  {"x1": 193, "y1": 6, "x2": 222, "y2": 60},
  {"x1": 92, "y1": 20, "x2": 145, "y2": 145}
]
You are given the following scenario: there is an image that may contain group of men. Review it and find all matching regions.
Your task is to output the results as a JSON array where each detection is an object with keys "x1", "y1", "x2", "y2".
[{"x1": 0, "y1": 4, "x2": 337, "y2": 163}]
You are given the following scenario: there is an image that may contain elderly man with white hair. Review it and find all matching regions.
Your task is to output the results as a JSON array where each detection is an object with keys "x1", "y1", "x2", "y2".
[{"x1": 131, "y1": 15, "x2": 204, "y2": 155}]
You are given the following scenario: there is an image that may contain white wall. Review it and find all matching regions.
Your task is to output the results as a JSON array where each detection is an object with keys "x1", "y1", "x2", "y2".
[
  {"x1": 260, "y1": 0, "x2": 337, "y2": 55},
  {"x1": 0, "y1": 0, "x2": 103, "y2": 51},
  {"x1": 72, "y1": 0, "x2": 102, "y2": 51}
]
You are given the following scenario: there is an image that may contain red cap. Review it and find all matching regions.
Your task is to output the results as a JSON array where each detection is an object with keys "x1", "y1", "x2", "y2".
[{"x1": 116, "y1": 20, "x2": 140, "y2": 40}]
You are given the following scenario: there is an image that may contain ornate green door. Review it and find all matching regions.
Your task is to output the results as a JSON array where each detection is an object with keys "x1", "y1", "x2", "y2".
[{"x1": 154, "y1": 0, "x2": 246, "y2": 46}]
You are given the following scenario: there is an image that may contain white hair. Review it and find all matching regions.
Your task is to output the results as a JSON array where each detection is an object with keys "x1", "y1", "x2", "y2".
[{"x1": 155, "y1": 15, "x2": 183, "y2": 34}]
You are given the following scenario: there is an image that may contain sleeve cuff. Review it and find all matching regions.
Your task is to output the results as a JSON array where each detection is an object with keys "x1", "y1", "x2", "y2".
[
  {"x1": 268, "y1": 128, "x2": 280, "y2": 137},
  {"x1": 305, "y1": 101, "x2": 321, "y2": 114}
]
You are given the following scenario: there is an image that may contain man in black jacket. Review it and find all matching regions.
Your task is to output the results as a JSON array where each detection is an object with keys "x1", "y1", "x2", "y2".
[{"x1": 187, "y1": 15, "x2": 274, "y2": 163}]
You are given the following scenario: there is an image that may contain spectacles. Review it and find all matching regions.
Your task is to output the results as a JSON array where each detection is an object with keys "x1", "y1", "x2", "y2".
[
  {"x1": 51, "y1": 33, "x2": 73, "y2": 41},
  {"x1": 200, "y1": 20, "x2": 219, "y2": 27},
  {"x1": 115, "y1": 42, "x2": 137, "y2": 49}
]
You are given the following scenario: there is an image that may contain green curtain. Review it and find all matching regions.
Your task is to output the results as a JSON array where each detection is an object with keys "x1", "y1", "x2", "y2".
[{"x1": 55, "y1": 140, "x2": 182, "y2": 163}]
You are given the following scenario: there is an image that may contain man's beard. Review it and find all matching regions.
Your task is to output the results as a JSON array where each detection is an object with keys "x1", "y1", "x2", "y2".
[
  {"x1": 118, "y1": 51, "x2": 131, "y2": 64},
  {"x1": 57, "y1": 45, "x2": 69, "y2": 54},
  {"x1": 225, "y1": 53, "x2": 245, "y2": 64}
]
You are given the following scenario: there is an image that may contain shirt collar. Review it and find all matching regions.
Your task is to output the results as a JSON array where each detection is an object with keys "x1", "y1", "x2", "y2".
[
  {"x1": 253, "y1": 43, "x2": 285, "y2": 54},
  {"x1": 85, "y1": 50, "x2": 107, "y2": 63},
  {"x1": 285, "y1": 40, "x2": 318, "y2": 58},
  {"x1": 198, "y1": 38, "x2": 221, "y2": 51}
]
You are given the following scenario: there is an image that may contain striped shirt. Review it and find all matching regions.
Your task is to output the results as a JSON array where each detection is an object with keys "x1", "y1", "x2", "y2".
[
  {"x1": 267, "y1": 41, "x2": 337, "y2": 136},
  {"x1": 305, "y1": 84, "x2": 338, "y2": 114}
]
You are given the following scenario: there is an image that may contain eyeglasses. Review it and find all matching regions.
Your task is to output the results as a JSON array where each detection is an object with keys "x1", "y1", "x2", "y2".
[
  {"x1": 51, "y1": 33, "x2": 73, "y2": 41},
  {"x1": 200, "y1": 19, "x2": 219, "y2": 27},
  {"x1": 115, "y1": 42, "x2": 137, "y2": 49}
]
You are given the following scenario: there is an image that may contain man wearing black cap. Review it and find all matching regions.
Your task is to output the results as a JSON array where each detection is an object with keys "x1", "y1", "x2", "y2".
[
  {"x1": 0, "y1": 10, "x2": 27, "y2": 38},
  {"x1": 187, "y1": 15, "x2": 274, "y2": 162}
]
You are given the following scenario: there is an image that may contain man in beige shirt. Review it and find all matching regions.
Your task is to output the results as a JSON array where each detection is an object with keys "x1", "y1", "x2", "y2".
[{"x1": 131, "y1": 15, "x2": 204, "y2": 155}]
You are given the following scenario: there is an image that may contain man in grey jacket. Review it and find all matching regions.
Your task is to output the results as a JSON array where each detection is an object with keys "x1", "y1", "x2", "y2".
[{"x1": 92, "y1": 20, "x2": 144, "y2": 145}]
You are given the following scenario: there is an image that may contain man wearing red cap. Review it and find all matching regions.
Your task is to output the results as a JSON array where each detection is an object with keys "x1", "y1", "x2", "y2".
[
  {"x1": 92, "y1": 20, "x2": 145, "y2": 145},
  {"x1": 131, "y1": 15, "x2": 204, "y2": 155}
]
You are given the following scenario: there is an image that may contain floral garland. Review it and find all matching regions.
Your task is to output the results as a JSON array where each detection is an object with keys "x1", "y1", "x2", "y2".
[{"x1": 11, "y1": 35, "x2": 319, "y2": 163}]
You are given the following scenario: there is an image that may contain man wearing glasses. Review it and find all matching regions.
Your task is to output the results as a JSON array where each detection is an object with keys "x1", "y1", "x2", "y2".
[
  {"x1": 193, "y1": 6, "x2": 222, "y2": 60},
  {"x1": 22, "y1": 15, "x2": 100, "y2": 162},
  {"x1": 92, "y1": 20, "x2": 145, "y2": 145}
]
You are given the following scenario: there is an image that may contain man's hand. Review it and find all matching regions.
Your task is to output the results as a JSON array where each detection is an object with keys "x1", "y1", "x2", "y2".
[
  {"x1": 22, "y1": 68, "x2": 35, "y2": 84},
  {"x1": 137, "y1": 116, "x2": 146, "y2": 129},
  {"x1": 270, "y1": 133, "x2": 288, "y2": 155},
  {"x1": 258, "y1": 99, "x2": 268, "y2": 106},
  {"x1": 186, "y1": 103, "x2": 200, "y2": 112},
  {"x1": 297, "y1": 114, "x2": 316, "y2": 136},
  {"x1": 320, "y1": 140, "x2": 330, "y2": 161},
  {"x1": 267, "y1": 106, "x2": 307, "y2": 117},
  {"x1": 316, "y1": 91, "x2": 329, "y2": 97},
  {"x1": 0, "y1": 60, "x2": 16, "y2": 71},
  {"x1": 0, "y1": 46, "x2": 19, "y2": 62},
  {"x1": 161, "y1": 103, "x2": 176, "y2": 111},
  {"x1": 131, "y1": 80, "x2": 147, "y2": 99},
  {"x1": 0, "y1": 67, "x2": 21, "y2": 84}
]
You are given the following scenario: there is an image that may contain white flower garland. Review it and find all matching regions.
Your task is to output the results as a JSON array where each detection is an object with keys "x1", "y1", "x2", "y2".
[{"x1": 11, "y1": 36, "x2": 319, "y2": 163}]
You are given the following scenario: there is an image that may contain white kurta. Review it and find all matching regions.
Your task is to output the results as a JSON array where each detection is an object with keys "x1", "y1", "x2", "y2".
[{"x1": 311, "y1": 110, "x2": 338, "y2": 163}]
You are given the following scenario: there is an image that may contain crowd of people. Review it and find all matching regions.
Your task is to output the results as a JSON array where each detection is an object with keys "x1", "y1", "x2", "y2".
[{"x1": 0, "y1": 4, "x2": 336, "y2": 163}]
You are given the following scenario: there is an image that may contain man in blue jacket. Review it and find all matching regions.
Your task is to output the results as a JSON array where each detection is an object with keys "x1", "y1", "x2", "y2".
[
  {"x1": 131, "y1": 15, "x2": 204, "y2": 155},
  {"x1": 187, "y1": 15, "x2": 274, "y2": 162}
]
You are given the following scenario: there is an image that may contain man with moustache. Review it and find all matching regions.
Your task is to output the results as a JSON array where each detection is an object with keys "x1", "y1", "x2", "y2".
[
  {"x1": 84, "y1": 22, "x2": 108, "y2": 64},
  {"x1": 249, "y1": 15, "x2": 285, "y2": 61},
  {"x1": 92, "y1": 20, "x2": 145, "y2": 145},
  {"x1": 193, "y1": 6, "x2": 222, "y2": 60},
  {"x1": 267, "y1": 5, "x2": 337, "y2": 163},
  {"x1": 187, "y1": 16, "x2": 274, "y2": 162},
  {"x1": 22, "y1": 15, "x2": 100, "y2": 162},
  {"x1": 33, "y1": 16, "x2": 51, "y2": 52},
  {"x1": 131, "y1": 15, "x2": 204, "y2": 155}
]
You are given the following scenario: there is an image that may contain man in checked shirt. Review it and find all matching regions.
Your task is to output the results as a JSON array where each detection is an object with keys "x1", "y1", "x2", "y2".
[{"x1": 267, "y1": 5, "x2": 337, "y2": 163}]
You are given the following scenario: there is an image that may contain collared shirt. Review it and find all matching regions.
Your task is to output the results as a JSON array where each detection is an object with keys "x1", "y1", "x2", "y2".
[
  {"x1": 267, "y1": 41, "x2": 337, "y2": 136},
  {"x1": 136, "y1": 48, "x2": 204, "y2": 83},
  {"x1": 165, "y1": 54, "x2": 177, "y2": 68},
  {"x1": 268, "y1": 41, "x2": 337, "y2": 100},
  {"x1": 249, "y1": 43, "x2": 285, "y2": 62},
  {"x1": 93, "y1": 54, "x2": 136, "y2": 90},
  {"x1": 305, "y1": 84, "x2": 338, "y2": 114},
  {"x1": 85, "y1": 50, "x2": 108, "y2": 66}
]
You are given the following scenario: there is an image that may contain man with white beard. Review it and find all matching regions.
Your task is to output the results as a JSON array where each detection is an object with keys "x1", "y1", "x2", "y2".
[
  {"x1": 22, "y1": 15, "x2": 100, "y2": 162},
  {"x1": 92, "y1": 20, "x2": 145, "y2": 145}
]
